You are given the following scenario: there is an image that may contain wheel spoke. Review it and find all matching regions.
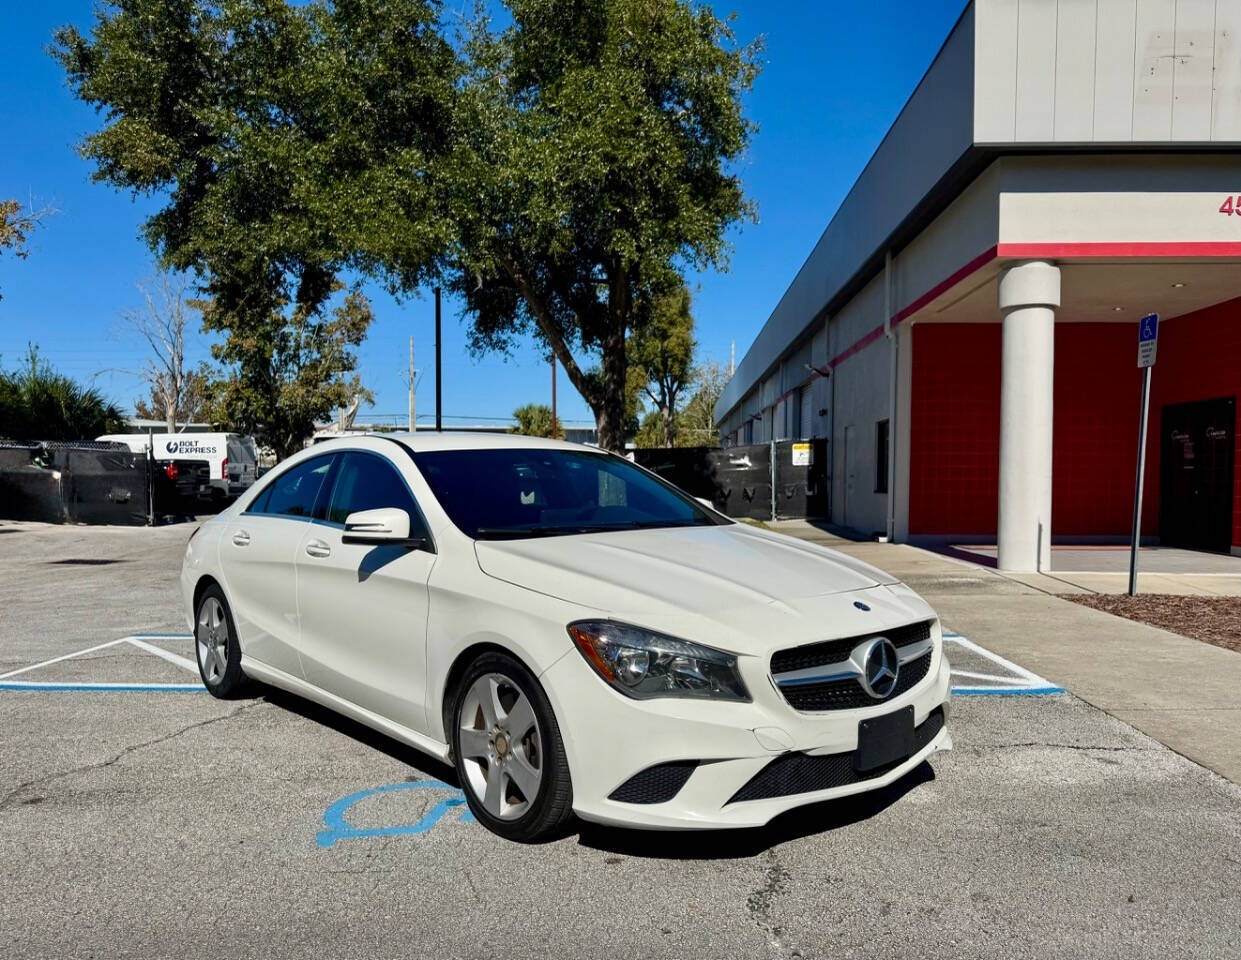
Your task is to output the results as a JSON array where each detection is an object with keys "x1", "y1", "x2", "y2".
[
  {"x1": 504, "y1": 693, "x2": 535, "y2": 740},
  {"x1": 209, "y1": 645, "x2": 225, "y2": 679},
  {"x1": 211, "y1": 601, "x2": 223, "y2": 631},
  {"x1": 483, "y1": 765, "x2": 505, "y2": 816},
  {"x1": 469, "y1": 676, "x2": 499, "y2": 728},
  {"x1": 507, "y1": 751, "x2": 541, "y2": 801},
  {"x1": 458, "y1": 727, "x2": 491, "y2": 761}
]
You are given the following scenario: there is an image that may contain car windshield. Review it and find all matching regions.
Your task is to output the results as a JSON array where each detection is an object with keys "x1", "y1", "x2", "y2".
[{"x1": 414, "y1": 448, "x2": 721, "y2": 540}]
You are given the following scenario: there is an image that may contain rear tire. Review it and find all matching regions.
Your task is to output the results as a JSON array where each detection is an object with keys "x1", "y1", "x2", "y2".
[
  {"x1": 451, "y1": 651, "x2": 574, "y2": 842},
  {"x1": 194, "y1": 585, "x2": 250, "y2": 698}
]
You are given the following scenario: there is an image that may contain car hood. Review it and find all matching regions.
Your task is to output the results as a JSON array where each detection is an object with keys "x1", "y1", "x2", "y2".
[{"x1": 474, "y1": 523, "x2": 911, "y2": 654}]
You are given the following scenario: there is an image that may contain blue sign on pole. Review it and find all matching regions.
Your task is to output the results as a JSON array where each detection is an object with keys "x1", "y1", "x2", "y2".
[{"x1": 1137, "y1": 313, "x2": 1158, "y2": 368}]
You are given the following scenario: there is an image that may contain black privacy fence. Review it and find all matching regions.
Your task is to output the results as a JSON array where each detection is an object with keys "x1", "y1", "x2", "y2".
[
  {"x1": 633, "y1": 439, "x2": 828, "y2": 521},
  {"x1": 0, "y1": 442, "x2": 204, "y2": 525}
]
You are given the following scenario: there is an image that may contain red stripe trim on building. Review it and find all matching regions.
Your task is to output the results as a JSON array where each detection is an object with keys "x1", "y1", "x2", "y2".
[
  {"x1": 828, "y1": 322, "x2": 886, "y2": 369},
  {"x1": 996, "y1": 241, "x2": 1241, "y2": 259},
  {"x1": 890, "y1": 246, "x2": 999, "y2": 325},
  {"x1": 825, "y1": 246, "x2": 1000, "y2": 370}
]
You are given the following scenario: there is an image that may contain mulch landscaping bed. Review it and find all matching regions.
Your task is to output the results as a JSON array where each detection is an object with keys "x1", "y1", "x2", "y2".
[{"x1": 1066, "y1": 594, "x2": 1241, "y2": 654}]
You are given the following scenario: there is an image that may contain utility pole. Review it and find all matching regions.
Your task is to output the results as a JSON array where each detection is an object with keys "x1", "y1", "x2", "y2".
[
  {"x1": 414, "y1": 334, "x2": 424, "y2": 431},
  {"x1": 551, "y1": 354, "x2": 558, "y2": 439},
  {"x1": 434, "y1": 287, "x2": 443, "y2": 431}
]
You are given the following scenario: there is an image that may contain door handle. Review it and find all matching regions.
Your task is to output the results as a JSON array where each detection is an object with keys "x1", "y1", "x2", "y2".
[
  {"x1": 305, "y1": 539, "x2": 331, "y2": 559},
  {"x1": 232, "y1": 530, "x2": 251, "y2": 547}
]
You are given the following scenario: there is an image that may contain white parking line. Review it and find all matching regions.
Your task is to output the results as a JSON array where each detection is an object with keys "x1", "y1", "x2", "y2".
[
  {"x1": 950, "y1": 669, "x2": 1031, "y2": 685},
  {"x1": 125, "y1": 637, "x2": 199, "y2": 674},
  {"x1": 0, "y1": 638, "x2": 129, "y2": 680},
  {"x1": 945, "y1": 633, "x2": 1064, "y2": 696},
  {"x1": 0, "y1": 634, "x2": 203, "y2": 693}
]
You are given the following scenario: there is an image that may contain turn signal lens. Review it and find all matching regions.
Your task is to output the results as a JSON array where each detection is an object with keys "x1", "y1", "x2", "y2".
[{"x1": 567, "y1": 620, "x2": 750, "y2": 702}]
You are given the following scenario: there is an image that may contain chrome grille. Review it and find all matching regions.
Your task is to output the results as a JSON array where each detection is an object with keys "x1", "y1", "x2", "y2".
[{"x1": 770, "y1": 620, "x2": 934, "y2": 712}]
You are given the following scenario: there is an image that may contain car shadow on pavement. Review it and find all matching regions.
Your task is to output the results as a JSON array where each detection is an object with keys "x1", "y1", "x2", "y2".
[
  {"x1": 257, "y1": 686, "x2": 464, "y2": 788},
  {"x1": 575, "y1": 762, "x2": 937, "y2": 860}
]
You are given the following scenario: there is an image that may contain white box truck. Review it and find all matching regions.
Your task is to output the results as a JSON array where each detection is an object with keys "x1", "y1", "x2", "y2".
[{"x1": 97, "y1": 432, "x2": 259, "y2": 502}]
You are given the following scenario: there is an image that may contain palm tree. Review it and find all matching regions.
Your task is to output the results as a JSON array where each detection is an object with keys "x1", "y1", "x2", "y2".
[{"x1": 0, "y1": 346, "x2": 126, "y2": 442}]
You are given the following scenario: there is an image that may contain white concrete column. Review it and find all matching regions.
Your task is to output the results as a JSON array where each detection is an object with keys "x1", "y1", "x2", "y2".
[{"x1": 997, "y1": 261, "x2": 1060, "y2": 572}]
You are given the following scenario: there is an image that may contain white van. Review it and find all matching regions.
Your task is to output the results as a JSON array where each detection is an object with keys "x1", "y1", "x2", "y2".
[{"x1": 97, "y1": 432, "x2": 260, "y2": 501}]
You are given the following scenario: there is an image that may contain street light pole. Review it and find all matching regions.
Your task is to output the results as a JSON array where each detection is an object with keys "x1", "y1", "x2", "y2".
[
  {"x1": 434, "y1": 287, "x2": 442, "y2": 432},
  {"x1": 408, "y1": 335, "x2": 416, "y2": 432},
  {"x1": 551, "y1": 354, "x2": 558, "y2": 439}
]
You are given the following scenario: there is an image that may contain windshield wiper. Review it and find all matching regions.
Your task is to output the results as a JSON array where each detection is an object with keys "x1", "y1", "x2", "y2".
[
  {"x1": 474, "y1": 526, "x2": 578, "y2": 540},
  {"x1": 475, "y1": 519, "x2": 705, "y2": 540}
]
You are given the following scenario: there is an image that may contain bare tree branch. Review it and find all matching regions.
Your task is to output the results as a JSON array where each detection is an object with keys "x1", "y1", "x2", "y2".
[{"x1": 122, "y1": 273, "x2": 206, "y2": 431}]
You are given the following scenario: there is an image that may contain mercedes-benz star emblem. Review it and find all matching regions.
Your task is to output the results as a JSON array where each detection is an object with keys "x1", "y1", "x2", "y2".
[{"x1": 860, "y1": 637, "x2": 899, "y2": 699}]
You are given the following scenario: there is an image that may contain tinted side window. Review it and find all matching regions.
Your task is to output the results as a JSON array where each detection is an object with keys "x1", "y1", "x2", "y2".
[
  {"x1": 328, "y1": 453, "x2": 425, "y2": 534},
  {"x1": 246, "y1": 485, "x2": 273, "y2": 514},
  {"x1": 259, "y1": 457, "x2": 334, "y2": 518}
]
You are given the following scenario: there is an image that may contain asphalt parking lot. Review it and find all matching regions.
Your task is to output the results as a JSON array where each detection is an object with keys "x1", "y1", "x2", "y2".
[{"x1": 2, "y1": 520, "x2": 1240, "y2": 959}]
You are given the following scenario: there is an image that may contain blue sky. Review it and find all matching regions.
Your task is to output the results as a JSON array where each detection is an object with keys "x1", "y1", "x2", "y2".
[{"x1": 1, "y1": 0, "x2": 966, "y2": 427}]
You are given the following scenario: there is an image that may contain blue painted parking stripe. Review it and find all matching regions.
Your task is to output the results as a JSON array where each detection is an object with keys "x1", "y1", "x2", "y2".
[
  {"x1": 951, "y1": 685, "x2": 1065, "y2": 696},
  {"x1": 0, "y1": 681, "x2": 205, "y2": 693}
]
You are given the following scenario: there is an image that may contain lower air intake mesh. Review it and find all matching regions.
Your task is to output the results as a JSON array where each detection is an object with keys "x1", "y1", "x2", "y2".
[
  {"x1": 727, "y1": 707, "x2": 945, "y2": 804},
  {"x1": 608, "y1": 760, "x2": 699, "y2": 804}
]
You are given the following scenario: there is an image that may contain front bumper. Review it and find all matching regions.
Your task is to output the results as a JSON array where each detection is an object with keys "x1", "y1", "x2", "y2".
[{"x1": 540, "y1": 625, "x2": 952, "y2": 830}]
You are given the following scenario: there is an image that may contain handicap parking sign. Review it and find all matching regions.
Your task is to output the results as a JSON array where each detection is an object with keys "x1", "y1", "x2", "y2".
[{"x1": 1137, "y1": 313, "x2": 1158, "y2": 368}]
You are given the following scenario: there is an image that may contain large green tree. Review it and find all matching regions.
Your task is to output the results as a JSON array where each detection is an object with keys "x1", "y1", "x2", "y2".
[
  {"x1": 56, "y1": 0, "x2": 758, "y2": 453},
  {"x1": 629, "y1": 284, "x2": 695, "y2": 448},
  {"x1": 54, "y1": 0, "x2": 456, "y2": 446},
  {"x1": 445, "y1": 0, "x2": 758, "y2": 450}
]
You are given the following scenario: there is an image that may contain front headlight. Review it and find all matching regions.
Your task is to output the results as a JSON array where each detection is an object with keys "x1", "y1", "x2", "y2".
[{"x1": 567, "y1": 620, "x2": 750, "y2": 702}]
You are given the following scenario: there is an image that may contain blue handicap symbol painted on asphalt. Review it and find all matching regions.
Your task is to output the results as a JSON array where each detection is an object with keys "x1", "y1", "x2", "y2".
[{"x1": 317, "y1": 779, "x2": 475, "y2": 848}]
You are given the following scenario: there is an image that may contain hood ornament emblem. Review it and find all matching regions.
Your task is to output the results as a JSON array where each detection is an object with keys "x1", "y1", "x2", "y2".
[{"x1": 859, "y1": 637, "x2": 900, "y2": 699}]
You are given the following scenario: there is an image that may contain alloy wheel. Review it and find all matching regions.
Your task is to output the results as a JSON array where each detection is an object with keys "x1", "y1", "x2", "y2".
[
  {"x1": 458, "y1": 673, "x2": 544, "y2": 820},
  {"x1": 196, "y1": 596, "x2": 229, "y2": 685}
]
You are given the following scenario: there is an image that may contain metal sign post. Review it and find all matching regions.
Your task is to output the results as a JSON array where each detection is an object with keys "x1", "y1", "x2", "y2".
[
  {"x1": 1128, "y1": 313, "x2": 1158, "y2": 596},
  {"x1": 145, "y1": 433, "x2": 155, "y2": 527}
]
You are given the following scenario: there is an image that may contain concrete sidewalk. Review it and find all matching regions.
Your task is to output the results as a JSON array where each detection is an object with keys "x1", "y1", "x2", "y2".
[{"x1": 774, "y1": 520, "x2": 1241, "y2": 785}]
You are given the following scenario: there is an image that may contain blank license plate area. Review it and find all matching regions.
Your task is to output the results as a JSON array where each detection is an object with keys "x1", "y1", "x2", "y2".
[{"x1": 855, "y1": 705, "x2": 915, "y2": 772}]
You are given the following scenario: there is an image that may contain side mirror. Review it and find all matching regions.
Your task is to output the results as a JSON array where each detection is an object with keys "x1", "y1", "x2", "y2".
[{"x1": 342, "y1": 508, "x2": 426, "y2": 549}]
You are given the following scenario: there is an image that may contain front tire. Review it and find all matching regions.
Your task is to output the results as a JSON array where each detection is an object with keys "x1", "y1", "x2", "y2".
[
  {"x1": 451, "y1": 651, "x2": 574, "y2": 842},
  {"x1": 194, "y1": 585, "x2": 249, "y2": 698}
]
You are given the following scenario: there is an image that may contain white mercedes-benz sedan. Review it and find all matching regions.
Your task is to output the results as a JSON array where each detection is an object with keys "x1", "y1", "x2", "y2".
[{"x1": 181, "y1": 433, "x2": 951, "y2": 841}]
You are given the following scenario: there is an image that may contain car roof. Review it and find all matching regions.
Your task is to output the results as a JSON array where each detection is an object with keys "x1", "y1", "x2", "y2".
[{"x1": 310, "y1": 431, "x2": 605, "y2": 455}]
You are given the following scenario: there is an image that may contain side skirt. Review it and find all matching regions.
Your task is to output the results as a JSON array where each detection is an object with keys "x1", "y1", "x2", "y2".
[{"x1": 241, "y1": 656, "x2": 452, "y2": 764}]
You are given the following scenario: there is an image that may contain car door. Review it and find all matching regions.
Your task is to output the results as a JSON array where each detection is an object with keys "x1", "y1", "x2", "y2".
[
  {"x1": 294, "y1": 450, "x2": 436, "y2": 734},
  {"x1": 221, "y1": 454, "x2": 336, "y2": 679}
]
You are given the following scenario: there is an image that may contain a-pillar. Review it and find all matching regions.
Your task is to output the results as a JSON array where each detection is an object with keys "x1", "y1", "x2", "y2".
[{"x1": 997, "y1": 260, "x2": 1060, "y2": 572}]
